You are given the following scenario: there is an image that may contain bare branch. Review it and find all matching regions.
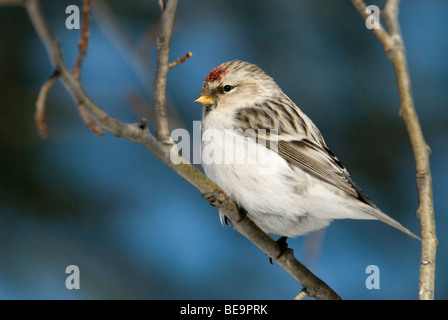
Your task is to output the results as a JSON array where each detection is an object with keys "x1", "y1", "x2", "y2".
[
  {"x1": 351, "y1": 0, "x2": 437, "y2": 300},
  {"x1": 153, "y1": 0, "x2": 177, "y2": 143},
  {"x1": 25, "y1": 0, "x2": 159, "y2": 145}
]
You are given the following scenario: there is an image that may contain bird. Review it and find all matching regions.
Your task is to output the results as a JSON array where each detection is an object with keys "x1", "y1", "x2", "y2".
[{"x1": 194, "y1": 60, "x2": 419, "y2": 245}]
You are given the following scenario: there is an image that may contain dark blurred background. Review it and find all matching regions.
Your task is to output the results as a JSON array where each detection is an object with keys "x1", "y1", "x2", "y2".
[{"x1": 0, "y1": 0, "x2": 446, "y2": 299}]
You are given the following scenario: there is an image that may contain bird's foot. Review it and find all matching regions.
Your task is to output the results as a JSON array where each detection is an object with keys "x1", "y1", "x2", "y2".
[
  {"x1": 269, "y1": 236, "x2": 288, "y2": 264},
  {"x1": 202, "y1": 190, "x2": 227, "y2": 208},
  {"x1": 221, "y1": 206, "x2": 247, "y2": 226}
]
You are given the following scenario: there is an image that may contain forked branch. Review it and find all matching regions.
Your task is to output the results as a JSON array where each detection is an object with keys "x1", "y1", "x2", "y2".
[{"x1": 351, "y1": 0, "x2": 437, "y2": 300}]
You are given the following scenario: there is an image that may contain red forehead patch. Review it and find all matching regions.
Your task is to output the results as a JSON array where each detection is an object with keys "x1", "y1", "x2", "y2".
[{"x1": 205, "y1": 65, "x2": 227, "y2": 82}]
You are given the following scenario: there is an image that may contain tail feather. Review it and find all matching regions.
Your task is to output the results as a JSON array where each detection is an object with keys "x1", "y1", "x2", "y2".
[{"x1": 362, "y1": 207, "x2": 420, "y2": 240}]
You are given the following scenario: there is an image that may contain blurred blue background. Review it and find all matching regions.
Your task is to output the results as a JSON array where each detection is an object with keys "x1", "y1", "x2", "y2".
[{"x1": 0, "y1": 0, "x2": 446, "y2": 299}]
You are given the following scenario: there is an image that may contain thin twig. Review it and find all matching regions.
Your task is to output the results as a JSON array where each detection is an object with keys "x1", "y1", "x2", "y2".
[
  {"x1": 22, "y1": 0, "x2": 341, "y2": 299},
  {"x1": 72, "y1": 0, "x2": 101, "y2": 135},
  {"x1": 382, "y1": 0, "x2": 401, "y2": 37},
  {"x1": 351, "y1": 0, "x2": 436, "y2": 300},
  {"x1": 153, "y1": 0, "x2": 177, "y2": 143},
  {"x1": 169, "y1": 51, "x2": 193, "y2": 69},
  {"x1": 72, "y1": 0, "x2": 92, "y2": 80},
  {"x1": 35, "y1": 70, "x2": 60, "y2": 138}
]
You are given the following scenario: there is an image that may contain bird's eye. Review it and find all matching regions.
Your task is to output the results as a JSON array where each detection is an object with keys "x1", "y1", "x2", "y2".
[{"x1": 223, "y1": 85, "x2": 232, "y2": 92}]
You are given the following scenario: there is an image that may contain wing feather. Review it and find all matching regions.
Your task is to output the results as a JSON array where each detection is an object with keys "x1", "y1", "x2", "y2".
[
  {"x1": 277, "y1": 139, "x2": 363, "y2": 199},
  {"x1": 232, "y1": 102, "x2": 420, "y2": 239}
]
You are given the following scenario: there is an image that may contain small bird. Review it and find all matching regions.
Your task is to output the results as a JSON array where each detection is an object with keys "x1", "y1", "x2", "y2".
[{"x1": 195, "y1": 60, "x2": 419, "y2": 243}]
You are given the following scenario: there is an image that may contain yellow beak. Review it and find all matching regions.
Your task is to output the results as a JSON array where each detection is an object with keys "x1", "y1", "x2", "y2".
[{"x1": 194, "y1": 95, "x2": 215, "y2": 105}]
